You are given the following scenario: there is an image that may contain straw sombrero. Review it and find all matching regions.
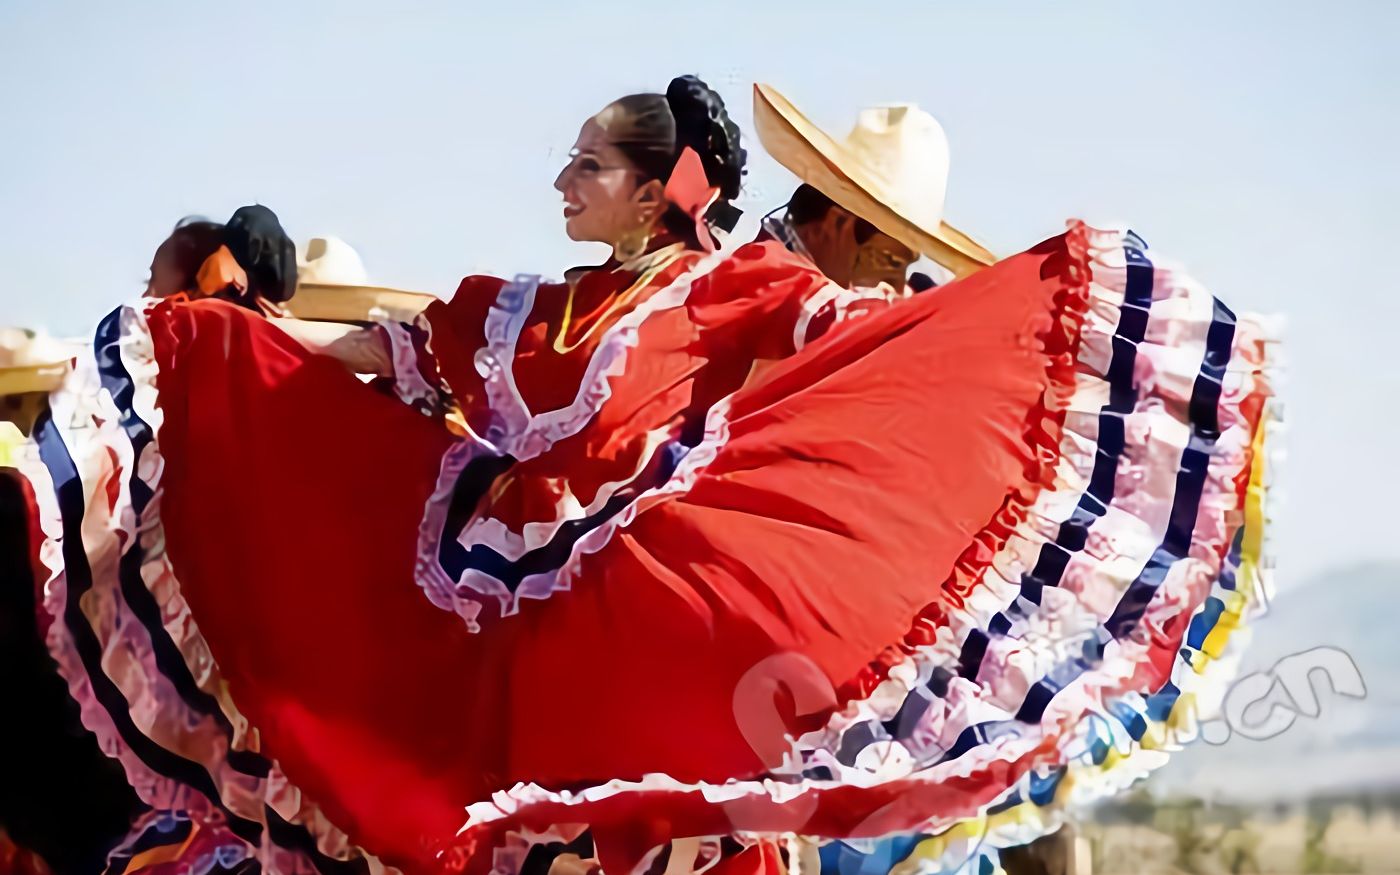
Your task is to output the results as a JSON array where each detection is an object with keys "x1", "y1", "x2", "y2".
[
  {"x1": 0, "y1": 328, "x2": 78, "y2": 397},
  {"x1": 753, "y1": 83, "x2": 995, "y2": 278},
  {"x1": 287, "y1": 236, "x2": 436, "y2": 324}
]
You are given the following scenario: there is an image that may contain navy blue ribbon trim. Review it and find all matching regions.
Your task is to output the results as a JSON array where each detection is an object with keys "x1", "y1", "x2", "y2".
[
  {"x1": 956, "y1": 234, "x2": 1155, "y2": 683},
  {"x1": 34, "y1": 407, "x2": 264, "y2": 847},
  {"x1": 92, "y1": 310, "x2": 271, "y2": 778},
  {"x1": 437, "y1": 438, "x2": 689, "y2": 593},
  {"x1": 46, "y1": 306, "x2": 372, "y2": 872},
  {"x1": 936, "y1": 239, "x2": 1237, "y2": 758}
]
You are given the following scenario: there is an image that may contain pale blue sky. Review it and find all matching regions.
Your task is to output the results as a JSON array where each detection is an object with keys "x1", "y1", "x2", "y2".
[{"x1": 1, "y1": 1, "x2": 1396, "y2": 586}]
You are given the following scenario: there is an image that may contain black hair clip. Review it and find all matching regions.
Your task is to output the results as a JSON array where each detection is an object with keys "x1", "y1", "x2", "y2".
[{"x1": 707, "y1": 201, "x2": 743, "y2": 233}]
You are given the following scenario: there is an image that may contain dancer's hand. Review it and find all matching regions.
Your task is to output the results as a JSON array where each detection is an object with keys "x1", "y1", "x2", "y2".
[
  {"x1": 548, "y1": 853, "x2": 603, "y2": 875},
  {"x1": 270, "y1": 319, "x2": 393, "y2": 377}
]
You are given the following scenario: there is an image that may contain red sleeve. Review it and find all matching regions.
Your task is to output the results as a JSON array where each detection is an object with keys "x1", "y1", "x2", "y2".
[
  {"x1": 382, "y1": 275, "x2": 506, "y2": 419},
  {"x1": 686, "y1": 240, "x2": 835, "y2": 360},
  {"x1": 687, "y1": 241, "x2": 898, "y2": 360}
]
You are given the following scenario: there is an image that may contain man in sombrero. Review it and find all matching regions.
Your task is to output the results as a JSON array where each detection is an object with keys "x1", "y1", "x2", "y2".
[
  {"x1": 752, "y1": 83, "x2": 995, "y2": 297},
  {"x1": 752, "y1": 85, "x2": 1089, "y2": 875}
]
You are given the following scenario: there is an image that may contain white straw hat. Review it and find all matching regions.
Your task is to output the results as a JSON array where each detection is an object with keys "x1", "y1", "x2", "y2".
[
  {"x1": 289, "y1": 236, "x2": 435, "y2": 323},
  {"x1": 753, "y1": 83, "x2": 995, "y2": 278}
]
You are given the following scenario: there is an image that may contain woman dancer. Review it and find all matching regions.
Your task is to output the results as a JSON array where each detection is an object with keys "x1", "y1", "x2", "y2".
[{"x1": 145, "y1": 205, "x2": 297, "y2": 314}]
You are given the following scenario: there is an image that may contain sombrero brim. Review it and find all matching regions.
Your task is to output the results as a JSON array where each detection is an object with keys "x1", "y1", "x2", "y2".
[
  {"x1": 0, "y1": 287, "x2": 438, "y2": 396},
  {"x1": 753, "y1": 83, "x2": 995, "y2": 278},
  {"x1": 0, "y1": 362, "x2": 69, "y2": 396},
  {"x1": 287, "y1": 283, "x2": 437, "y2": 324}
]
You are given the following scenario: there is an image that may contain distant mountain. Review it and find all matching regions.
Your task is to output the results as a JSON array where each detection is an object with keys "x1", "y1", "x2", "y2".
[{"x1": 1148, "y1": 561, "x2": 1400, "y2": 801}]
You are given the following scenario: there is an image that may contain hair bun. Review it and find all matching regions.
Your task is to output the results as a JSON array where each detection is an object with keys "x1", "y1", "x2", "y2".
[
  {"x1": 224, "y1": 205, "x2": 298, "y2": 304},
  {"x1": 665, "y1": 75, "x2": 746, "y2": 203}
]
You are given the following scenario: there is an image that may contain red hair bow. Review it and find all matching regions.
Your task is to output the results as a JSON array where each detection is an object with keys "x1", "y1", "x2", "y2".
[{"x1": 664, "y1": 147, "x2": 721, "y2": 252}]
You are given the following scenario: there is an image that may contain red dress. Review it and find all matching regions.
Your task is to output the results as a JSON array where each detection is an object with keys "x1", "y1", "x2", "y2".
[{"x1": 20, "y1": 225, "x2": 1277, "y2": 874}]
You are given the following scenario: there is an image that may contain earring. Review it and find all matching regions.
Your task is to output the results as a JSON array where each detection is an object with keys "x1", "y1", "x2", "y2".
[{"x1": 615, "y1": 224, "x2": 651, "y2": 263}]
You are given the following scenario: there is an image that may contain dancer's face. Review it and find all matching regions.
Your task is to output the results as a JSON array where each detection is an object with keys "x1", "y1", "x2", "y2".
[
  {"x1": 796, "y1": 205, "x2": 915, "y2": 290},
  {"x1": 851, "y1": 231, "x2": 916, "y2": 291},
  {"x1": 146, "y1": 238, "x2": 186, "y2": 298},
  {"x1": 554, "y1": 111, "x2": 666, "y2": 252}
]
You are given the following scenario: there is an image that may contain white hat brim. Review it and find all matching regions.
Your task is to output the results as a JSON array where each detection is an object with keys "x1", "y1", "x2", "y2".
[{"x1": 0, "y1": 362, "x2": 68, "y2": 396}]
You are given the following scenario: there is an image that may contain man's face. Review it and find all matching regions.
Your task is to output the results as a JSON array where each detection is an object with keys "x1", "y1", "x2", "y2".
[
  {"x1": 794, "y1": 205, "x2": 916, "y2": 290},
  {"x1": 851, "y1": 229, "x2": 917, "y2": 291}
]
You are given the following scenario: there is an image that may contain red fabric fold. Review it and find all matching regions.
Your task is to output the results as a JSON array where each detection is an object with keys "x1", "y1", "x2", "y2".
[{"x1": 145, "y1": 232, "x2": 1088, "y2": 869}]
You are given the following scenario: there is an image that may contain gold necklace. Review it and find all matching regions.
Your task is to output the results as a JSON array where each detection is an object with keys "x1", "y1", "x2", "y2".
[{"x1": 552, "y1": 248, "x2": 685, "y2": 355}]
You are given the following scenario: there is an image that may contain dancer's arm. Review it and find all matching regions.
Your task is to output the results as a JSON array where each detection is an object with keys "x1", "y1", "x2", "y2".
[{"x1": 270, "y1": 319, "x2": 393, "y2": 377}]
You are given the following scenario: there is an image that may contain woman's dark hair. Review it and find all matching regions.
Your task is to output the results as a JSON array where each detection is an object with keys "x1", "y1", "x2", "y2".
[
  {"x1": 152, "y1": 206, "x2": 297, "y2": 308},
  {"x1": 224, "y1": 204, "x2": 297, "y2": 304},
  {"x1": 155, "y1": 217, "x2": 226, "y2": 291},
  {"x1": 603, "y1": 75, "x2": 746, "y2": 243}
]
